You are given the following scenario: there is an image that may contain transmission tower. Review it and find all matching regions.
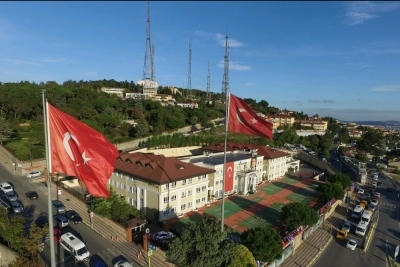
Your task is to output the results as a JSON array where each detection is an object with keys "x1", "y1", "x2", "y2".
[
  {"x1": 151, "y1": 44, "x2": 155, "y2": 81},
  {"x1": 187, "y1": 38, "x2": 192, "y2": 100},
  {"x1": 221, "y1": 33, "x2": 229, "y2": 98},
  {"x1": 206, "y1": 61, "x2": 211, "y2": 104},
  {"x1": 142, "y1": 1, "x2": 153, "y2": 81}
]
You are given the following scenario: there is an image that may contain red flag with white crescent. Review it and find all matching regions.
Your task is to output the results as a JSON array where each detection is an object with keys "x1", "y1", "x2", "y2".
[
  {"x1": 228, "y1": 93, "x2": 274, "y2": 140},
  {"x1": 47, "y1": 102, "x2": 119, "y2": 197}
]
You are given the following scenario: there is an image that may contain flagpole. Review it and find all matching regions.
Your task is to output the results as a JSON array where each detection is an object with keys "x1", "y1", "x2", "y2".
[
  {"x1": 221, "y1": 32, "x2": 230, "y2": 232},
  {"x1": 42, "y1": 90, "x2": 56, "y2": 267}
]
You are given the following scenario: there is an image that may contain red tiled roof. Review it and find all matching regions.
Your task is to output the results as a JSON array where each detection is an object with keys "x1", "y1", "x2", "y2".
[
  {"x1": 114, "y1": 152, "x2": 215, "y2": 184},
  {"x1": 202, "y1": 142, "x2": 289, "y2": 159}
]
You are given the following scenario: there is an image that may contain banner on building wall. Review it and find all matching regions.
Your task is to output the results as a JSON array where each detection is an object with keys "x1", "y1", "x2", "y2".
[
  {"x1": 225, "y1": 161, "x2": 234, "y2": 192},
  {"x1": 251, "y1": 156, "x2": 257, "y2": 170}
]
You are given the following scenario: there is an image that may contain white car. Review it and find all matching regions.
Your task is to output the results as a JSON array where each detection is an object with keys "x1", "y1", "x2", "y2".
[
  {"x1": 114, "y1": 260, "x2": 133, "y2": 267},
  {"x1": 27, "y1": 171, "x2": 43, "y2": 178},
  {"x1": 346, "y1": 239, "x2": 358, "y2": 250},
  {"x1": 370, "y1": 199, "x2": 378, "y2": 206},
  {"x1": 342, "y1": 221, "x2": 351, "y2": 232},
  {"x1": 0, "y1": 182, "x2": 14, "y2": 193},
  {"x1": 358, "y1": 189, "x2": 364, "y2": 195}
]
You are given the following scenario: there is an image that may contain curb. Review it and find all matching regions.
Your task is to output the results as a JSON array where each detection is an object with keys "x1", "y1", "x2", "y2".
[
  {"x1": 306, "y1": 236, "x2": 333, "y2": 267},
  {"x1": 363, "y1": 220, "x2": 377, "y2": 252}
]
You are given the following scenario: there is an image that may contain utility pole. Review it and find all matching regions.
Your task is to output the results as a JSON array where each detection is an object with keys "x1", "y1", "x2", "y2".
[
  {"x1": 206, "y1": 61, "x2": 211, "y2": 104},
  {"x1": 142, "y1": 1, "x2": 152, "y2": 81}
]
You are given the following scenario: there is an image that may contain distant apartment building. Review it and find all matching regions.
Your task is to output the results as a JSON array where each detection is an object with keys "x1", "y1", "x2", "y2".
[
  {"x1": 110, "y1": 152, "x2": 215, "y2": 221},
  {"x1": 100, "y1": 87, "x2": 125, "y2": 98},
  {"x1": 137, "y1": 79, "x2": 158, "y2": 96},
  {"x1": 168, "y1": 86, "x2": 182, "y2": 95},
  {"x1": 349, "y1": 130, "x2": 363, "y2": 138},
  {"x1": 265, "y1": 113, "x2": 296, "y2": 130},
  {"x1": 297, "y1": 117, "x2": 328, "y2": 131},
  {"x1": 149, "y1": 94, "x2": 176, "y2": 106},
  {"x1": 125, "y1": 93, "x2": 150, "y2": 100},
  {"x1": 176, "y1": 102, "x2": 199, "y2": 109}
]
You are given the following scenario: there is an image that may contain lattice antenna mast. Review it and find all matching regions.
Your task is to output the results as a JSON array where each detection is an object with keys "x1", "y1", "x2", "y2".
[
  {"x1": 142, "y1": 1, "x2": 152, "y2": 80},
  {"x1": 221, "y1": 33, "x2": 230, "y2": 96},
  {"x1": 206, "y1": 61, "x2": 211, "y2": 103},
  {"x1": 151, "y1": 44, "x2": 155, "y2": 81},
  {"x1": 187, "y1": 38, "x2": 192, "y2": 99}
]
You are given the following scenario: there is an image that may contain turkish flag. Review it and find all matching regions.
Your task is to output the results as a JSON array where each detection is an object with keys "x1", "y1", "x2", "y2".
[
  {"x1": 228, "y1": 93, "x2": 274, "y2": 140},
  {"x1": 47, "y1": 102, "x2": 119, "y2": 197}
]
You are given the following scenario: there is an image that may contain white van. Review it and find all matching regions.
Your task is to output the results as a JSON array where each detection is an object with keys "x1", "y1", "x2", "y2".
[
  {"x1": 355, "y1": 221, "x2": 368, "y2": 236},
  {"x1": 60, "y1": 233, "x2": 90, "y2": 262},
  {"x1": 360, "y1": 210, "x2": 372, "y2": 225},
  {"x1": 352, "y1": 205, "x2": 364, "y2": 219}
]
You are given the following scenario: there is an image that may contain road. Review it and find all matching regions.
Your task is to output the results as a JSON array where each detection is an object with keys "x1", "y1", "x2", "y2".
[
  {"x1": 313, "y1": 172, "x2": 398, "y2": 267},
  {"x1": 0, "y1": 162, "x2": 137, "y2": 267}
]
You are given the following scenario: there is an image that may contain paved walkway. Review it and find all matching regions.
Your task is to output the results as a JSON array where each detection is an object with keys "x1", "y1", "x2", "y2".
[{"x1": 281, "y1": 202, "x2": 348, "y2": 267}]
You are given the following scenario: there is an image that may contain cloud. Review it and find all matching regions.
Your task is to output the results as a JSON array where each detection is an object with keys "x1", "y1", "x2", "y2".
[
  {"x1": 217, "y1": 60, "x2": 251, "y2": 71},
  {"x1": 300, "y1": 107, "x2": 400, "y2": 121},
  {"x1": 308, "y1": 99, "x2": 320, "y2": 103},
  {"x1": 371, "y1": 85, "x2": 400, "y2": 92},
  {"x1": 194, "y1": 31, "x2": 244, "y2": 47},
  {"x1": 85, "y1": 71, "x2": 98, "y2": 76},
  {"x1": 1, "y1": 59, "x2": 42, "y2": 66},
  {"x1": 345, "y1": 2, "x2": 400, "y2": 25},
  {"x1": 323, "y1": 99, "x2": 335, "y2": 104},
  {"x1": 245, "y1": 82, "x2": 256, "y2": 86}
]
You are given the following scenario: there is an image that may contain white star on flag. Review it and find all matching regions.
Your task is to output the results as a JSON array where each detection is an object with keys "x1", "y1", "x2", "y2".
[
  {"x1": 251, "y1": 118, "x2": 258, "y2": 124},
  {"x1": 82, "y1": 151, "x2": 92, "y2": 164}
]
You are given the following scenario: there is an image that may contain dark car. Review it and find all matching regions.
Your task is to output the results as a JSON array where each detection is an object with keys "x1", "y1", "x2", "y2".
[
  {"x1": 387, "y1": 187, "x2": 393, "y2": 192},
  {"x1": 25, "y1": 191, "x2": 39, "y2": 200},
  {"x1": 65, "y1": 210, "x2": 82, "y2": 224},
  {"x1": 52, "y1": 200, "x2": 65, "y2": 213},
  {"x1": 377, "y1": 182, "x2": 382, "y2": 186},
  {"x1": 35, "y1": 216, "x2": 49, "y2": 228}
]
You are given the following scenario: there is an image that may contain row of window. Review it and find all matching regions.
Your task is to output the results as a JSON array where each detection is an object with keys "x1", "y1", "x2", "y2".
[
  {"x1": 163, "y1": 186, "x2": 208, "y2": 203},
  {"x1": 163, "y1": 197, "x2": 208, "y2": 216}
]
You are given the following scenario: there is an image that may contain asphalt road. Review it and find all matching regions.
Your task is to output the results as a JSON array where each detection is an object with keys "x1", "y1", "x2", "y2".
[
  {"x1": 312, "y1": 171, "x2": 399, "y2": 267},
  {"x1": 0, "y1": 162, "x2": 135, "y2": 267}
]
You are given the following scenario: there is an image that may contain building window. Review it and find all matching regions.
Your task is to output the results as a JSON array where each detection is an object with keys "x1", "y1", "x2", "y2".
[
  {"x1": 215, "y1": 191, "x2": 219, "y2": 198},
  {"x1": 182, "y1": 180, "x2": 186, "y2": 186},
  {"x1": 219, "y1": 190, "x2": 223, "y2": 197},
  {"x1": 202, "y1": 175, "x2": 206, "y2": 180},
  {"x1": 163, "y1": 209, "x2": 169, "y2": 215},
  {"x1": 188, "y1": 178, "x2": 193, "y2": 184},
  {"x1": 201, "y1": 197, "x2": 206, "y2": 202},
  {"x1": 198, "y1": 176, "x2": 201, "y2": 182},
  {"x1": 141, "y1": 189, "x2": 144, "y2": 196},
  {"x1": 171, "y1": 195, "x2": 176, "y2": 201},
  {"x1": 234, "y1": 185, "x2": 238, "y2": 191},
  {"x1": 196, "y1": 187, "x2": 201, "y2": 193},
  {"x1": 164, "y1": 197, "x2": 169, "y2": 203},
  {"x1": 140, "y1": 199, "x2": 144, "y2": 208},
  {"x1": 181, "y1": 204, "x2": 186, "y2": 210},
  {"x1": 202, "y1": 186, "x2": 206, "y2": 192},
  {"x1": 182, "y1": 192, "x2": 186, "y2": 198},
  {"x1": 171, "y1": 207, "x2": 176, "y2": 213},
  {"x1": 165, "y1": 184, "x2": 169, "y2": 191},
  {"x1": 188, "y1": 202, "x2": 192, "y2": 208},
  {"x1": 171, "y1": 182, "x2": 177, "y2": 188},
  {"x1": 216, "y1": 181, "x2": 219, "y2": 186},
  {"x1": 130, "y1": 187, "x2": 136, "y2": 194},
  {"x1": 196, "y1": 199, "x2": 201, "y2": 204},
  {"x1": 188, "y1": 190, "x2": 192, "y2": 196}
]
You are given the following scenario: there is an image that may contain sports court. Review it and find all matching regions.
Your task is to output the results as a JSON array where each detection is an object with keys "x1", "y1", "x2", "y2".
[{"x1": 166, "y1": 166, "x2": 323, "y2": 234}]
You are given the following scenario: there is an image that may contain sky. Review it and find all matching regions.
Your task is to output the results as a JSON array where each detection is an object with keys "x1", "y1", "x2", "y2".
[{"x1": 1, "y1": 1, "x2": 400, "y2": 122}]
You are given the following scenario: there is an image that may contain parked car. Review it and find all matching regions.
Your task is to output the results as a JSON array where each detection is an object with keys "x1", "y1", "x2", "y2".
[
  {"x1": 0, "y1": 182, "x2": 14, "y2": 193},
  {"x1": 5, "y1": 191, "x2": 18, "y2": 202},
  {"x1": 341, "y1": 221, "x2": 351, "y2": 232},
  {"x1": 54, "y1": 227, "x2": 62, "y2": 243},
  {"x1": 10, "y1": 200, "x2": 24, "y2": 213},
  {"x1": 114, "y1": 260, "x2": 133, "y2": 267},
  {"x1": 346, "y1": 239, "x2": 358, "y2": 250},
  {"x1": 357, "y1": 189, "x2": 364, "y2": 195},
  {"x1": 65, "y1": 210, "x2": 82, "y2": 224},
  {"x1": 53, "y1": 214, "x2": 69, "y2": 228},
  {"x1": 27, "y1": 171, "x2": 43, "y2": 178},
  {"x1": 336, "y1": 230, "x2": 348, "y2": 240},
  {"x1": 387, "y1": 187, "x2": 393, "y2": 192},
  {"x1": 151, "y1": 231, "x2": 174, "y2": 241},
  {"x1": 35, "y1": 216, "x2": 49, "y2": 228},
  {"x1": 52, "y1": 200, "x2": 66, "y2": 213},
  {"x1": 370, "y1": 199, "x2": 378, "y2": 206},
  {"x1": 25, "y1": 191, "x2": 39, "y2": 200}
]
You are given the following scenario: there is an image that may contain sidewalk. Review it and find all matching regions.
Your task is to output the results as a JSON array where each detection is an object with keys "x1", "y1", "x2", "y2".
[
  {"x1": 281, "y1": 202, "x2": 348, "y2": 267},
  {"x1": 34, "y1": 181, "x2": 174, "y2": 267}
]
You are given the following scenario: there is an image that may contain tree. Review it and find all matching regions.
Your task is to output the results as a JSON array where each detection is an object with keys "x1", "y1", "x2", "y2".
[
  {"x1": 227, "y1": 244, "x2": 256, "y2": 267},
  {"x1": 355, "y1": 153, "x2": 369, "y2": 163},
  {"x1": 330, "y1": 173, "x2": 351, "y2": 189},
  {"x1": 0, "y1": 116, "x2": 13, "y2": 144},
  {"x1": 167, "y1": 215, "x2": 234, "y2": 267},
  {"x1": 317, "y1": 182, "x2": 344, "y2": 202},
  {"x1": 280, "y1": 203, "x2": 319, "y2": 232},
  {"x1": 241, "y1": 227, "x2": 282, "y2": 263}
]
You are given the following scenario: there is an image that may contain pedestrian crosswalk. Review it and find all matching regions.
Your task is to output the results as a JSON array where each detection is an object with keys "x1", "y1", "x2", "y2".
[{"x1": 378, "y1": 201, "x2": 397, "y2": 208}]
